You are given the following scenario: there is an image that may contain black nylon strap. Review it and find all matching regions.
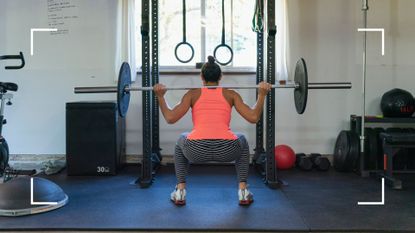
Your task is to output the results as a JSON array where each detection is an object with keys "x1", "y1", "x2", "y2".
[
  {"x1": 214, "y1": 0, "x2": 233, "y2": 66},
  {"x1": 174, "y1": 0, "x2": 194, "y2": 63},
  {"x1": 221, "y1": 0, "x2": 225, "y2": 44},
  {"x1": 182, "y1": 0, "x2": 187, "y2": 42}
]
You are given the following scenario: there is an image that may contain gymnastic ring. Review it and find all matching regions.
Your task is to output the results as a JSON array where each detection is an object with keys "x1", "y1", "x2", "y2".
[
  {"x1": 213, "y1": 44, "x2": 234, "y2": 66},
  {"x1": 174, "y1": 42, "x2": 195, "y2": 64}
]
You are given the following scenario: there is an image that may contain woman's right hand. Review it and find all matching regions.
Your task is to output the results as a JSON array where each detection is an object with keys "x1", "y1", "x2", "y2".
[
  {"x1": 258, "y1": 82, "x2": 272, "y2": 97},
  {"x1": 153, "y1": 84, "x2": 167, "y2": 98}
]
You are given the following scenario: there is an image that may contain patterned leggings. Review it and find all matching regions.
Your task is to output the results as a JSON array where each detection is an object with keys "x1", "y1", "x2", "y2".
[{"x1": 174, "y1": 133, "x2": 250, "y2": 184}]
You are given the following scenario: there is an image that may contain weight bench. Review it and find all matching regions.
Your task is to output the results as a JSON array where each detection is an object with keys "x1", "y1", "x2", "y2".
[{"x1": 380, "y1": 132, "x2": 415, "y2": 189}]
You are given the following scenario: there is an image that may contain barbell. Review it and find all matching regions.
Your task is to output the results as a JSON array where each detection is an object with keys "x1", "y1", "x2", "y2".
[{"x1": 74, "y1": 58, "x2": 352, "y2": 117}]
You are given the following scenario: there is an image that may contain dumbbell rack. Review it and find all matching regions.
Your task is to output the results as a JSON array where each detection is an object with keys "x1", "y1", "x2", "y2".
[{"x1": 350, "y1": 115, "x2": 415, "y2": 177}]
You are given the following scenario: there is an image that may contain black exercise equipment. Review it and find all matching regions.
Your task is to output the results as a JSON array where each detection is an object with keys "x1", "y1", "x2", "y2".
[
  {"x1": 66, "y1": 102, "x2": 126, "y2": 176},
  {"x1": 364, "y1": 128, "x2": 379, "y2": 170},
  {"x1": 294, "y1": 58, "x2": 308, "y2": 114},
  {"x1": 151, "y1": 0, "x2": 163, "y2": 164},
  {"x1": 309, "y1": 153, "x2": 330, "y2": 171},
  {"x1": 0, "y1": 84, "x2": 17, "y2": 177},
  {"x1": 379, "y1": 131, "x2": 415, "y2": 189},
  {"x1": 0, "y1": 177, "x2": 68, "y2": 216},
  {"x1": 381, "y1": 88, "x2": 415, "y2": 118},
  {"x1": 117, "y1": 62, "x2": 131, "y2": 118},
  {"x1": 0, "y1": 52, "x2": 68, "y2": 216},
  {"x1": 264, "y1": 0, "x2": 278, "y2": 188},
  {"x1": 252, "y1": 0, "x2": 265, "y2": 176},
  {"x1": 0, "y1": 52, "x2": 25, "y2": 70},
  {"x1": 333, "y1": 130, "x2": 360, "y2": 172},
  {"x1": 213, "y1": 0, "x2": 234, "y2": 66},
  {"x1": 295, "y1": 153, "x2": 313, "y2": 171},
  {"x1": 373, "y1": 127, "x2": 385, "y2": 170},
  {"x1": 174, "y1": 0, "x2": 194, "y2": 63}
]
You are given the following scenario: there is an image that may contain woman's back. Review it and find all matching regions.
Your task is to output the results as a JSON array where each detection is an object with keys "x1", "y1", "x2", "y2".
[{"x1": 187, "y1": 88, "x2": 237, "y2": 140}]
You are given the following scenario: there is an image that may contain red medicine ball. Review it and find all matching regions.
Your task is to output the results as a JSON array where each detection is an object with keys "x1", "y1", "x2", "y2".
[{"x1": 274, "y1": 145, "x2": 296, "y2": 170}]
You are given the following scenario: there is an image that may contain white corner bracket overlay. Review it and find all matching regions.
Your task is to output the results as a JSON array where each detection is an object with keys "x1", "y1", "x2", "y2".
[
  {"x1": 30, "y1": 178, "x2": 58, "y2": 206},
  {"x1": 357, "y1": 178, "x2": 385, "y2": 206},
  {"x1": 30, "y1": 28, "x2": 58, "y2": 56},
  {"x1": 357, "y1": 28, "x2": 385, "y2": 56}
]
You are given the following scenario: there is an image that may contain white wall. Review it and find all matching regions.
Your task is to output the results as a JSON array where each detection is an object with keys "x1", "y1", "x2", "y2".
[
  {"x1": 0, "y1": 0, "x2": 118, "y2": 154},
  {"x1": 1, "y1": 0, "x2": 414, "y2": 156},
  {"x1": 283, "y1": 0, "x2": 415, "y2": 154}
]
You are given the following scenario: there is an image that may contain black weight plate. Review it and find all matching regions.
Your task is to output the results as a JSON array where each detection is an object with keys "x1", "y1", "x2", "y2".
[
  {"x1": 334, "y1": 130, "x2": 351, "y2": 172},
  {"x1": 334, "y1": 130, "x2": 360, "y2": 172},
  {"x1": 363, "y1": 128, "x2": 370, "y2": 169},
  {"x1": 367, "y1": 128, "x2": 378, "y2": 170},
  {"x1": 117, "y1": 62, "x2": 131, "y2": 118},
  {"x1": 393, "y1": 149, "x2": 406, "y2": 170},
  {"x1": 407, "y1": 148, "x2": 415, "y2": 169},
  {"x1": 294, "y1": 58, "x2": 308, "y2": 114},
  {"x1": 374, "y1": 128, "x2": 385, "y2": 170},
  {"x1": 348, "y1": 131, "x2": 360, "y2": 171},
  {"x1": 407, "y1": 128, "x2": 415, "y2": 169}
]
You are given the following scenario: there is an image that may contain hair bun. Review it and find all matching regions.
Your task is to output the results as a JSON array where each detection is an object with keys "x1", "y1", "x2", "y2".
[{"x1": 207, "y1": 56, "x2": 215, "y2": 64}]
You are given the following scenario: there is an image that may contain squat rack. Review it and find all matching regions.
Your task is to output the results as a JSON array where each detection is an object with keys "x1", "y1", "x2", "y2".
[{"x1": 137, "y1": 0, "x2": 281, "y2": 188}]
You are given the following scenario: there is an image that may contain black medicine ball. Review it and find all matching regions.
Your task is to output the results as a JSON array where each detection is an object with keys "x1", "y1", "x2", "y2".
[{"x1": 380, "y1": 88, "x2": 415, "y2": 117}]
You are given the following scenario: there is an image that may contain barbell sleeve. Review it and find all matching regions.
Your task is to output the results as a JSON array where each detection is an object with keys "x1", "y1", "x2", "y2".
[
  {"x1": 74, "y1": 86, "x2": 118, "y2": 94},
  {"x1": 308, "y1": 82, "x2": 352, "y2": 89},
  {"x1": 74, "y1": 82, "x2": 352, "y2": 94}
]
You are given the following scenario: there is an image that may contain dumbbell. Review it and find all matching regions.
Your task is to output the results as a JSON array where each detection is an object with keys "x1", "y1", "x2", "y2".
[
  {"x1": 295, "y1": 153, "x2": 313, "y2": 171},
  {"x1": 309, "y1": 153, "x2": 331, "y2": 171}
]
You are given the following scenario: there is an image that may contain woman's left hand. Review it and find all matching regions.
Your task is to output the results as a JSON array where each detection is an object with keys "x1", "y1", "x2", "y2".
[{"x1": 153, "y1": 84, "x2": 167, "y2": 97}]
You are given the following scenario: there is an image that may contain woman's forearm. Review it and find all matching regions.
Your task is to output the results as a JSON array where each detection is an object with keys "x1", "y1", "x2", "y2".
[
  {"x1": 251, "y1": 95, "x2": 266, "y2": 122},
  {"x1": 157, "y1": 96, "x2": 174, "y2": 123}
]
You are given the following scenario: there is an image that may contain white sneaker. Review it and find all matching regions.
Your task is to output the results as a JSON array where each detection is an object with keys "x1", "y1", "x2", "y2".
[
  {"x1": 238, "y1": 188, "x2": 254, "y2": 206},
  {"x1": 170, "y1": 186, "x2": 186, "y2": 205}
]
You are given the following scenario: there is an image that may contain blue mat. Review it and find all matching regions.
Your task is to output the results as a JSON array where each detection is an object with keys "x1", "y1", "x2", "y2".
[{"x1": 0, "y1": 165, "x2": 307, "y2": 231}]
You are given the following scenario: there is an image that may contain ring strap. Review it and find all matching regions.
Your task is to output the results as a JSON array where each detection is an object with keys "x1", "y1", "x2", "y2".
[
  {"x1": 221, "y1": 0, "x2": 226, "y2": 44},
  {"x1": 182, "y1": 0, "x2": 187, "y2": 42}
]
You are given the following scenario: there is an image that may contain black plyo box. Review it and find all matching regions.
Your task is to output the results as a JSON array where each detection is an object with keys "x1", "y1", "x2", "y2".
[{"x1": 66, "y1": 102, "x2": 126, "y2": 175}]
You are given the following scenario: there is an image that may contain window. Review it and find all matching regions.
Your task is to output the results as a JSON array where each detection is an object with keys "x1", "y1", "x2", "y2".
[{"x1": 135, "y1": 0, "x2": 257, "y2": 68}]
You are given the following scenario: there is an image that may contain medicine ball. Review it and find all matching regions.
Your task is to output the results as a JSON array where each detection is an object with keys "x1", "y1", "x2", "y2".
[
  {"x1": 274, "y1": 145, "x2": 296, "y2": 170},
  {"x1": 380, "y1": 88, "x2": 415, "y2": 117}
]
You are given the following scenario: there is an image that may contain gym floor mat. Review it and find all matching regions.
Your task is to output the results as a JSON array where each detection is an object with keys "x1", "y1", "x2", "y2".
[{"x1": 0, "y1": 165, "x2": 414, "y2": 232}]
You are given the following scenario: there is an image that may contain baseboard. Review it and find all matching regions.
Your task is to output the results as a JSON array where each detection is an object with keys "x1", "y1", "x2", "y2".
[{"x1": 9, "y1": 154, "x2": 333, "y2": 169}]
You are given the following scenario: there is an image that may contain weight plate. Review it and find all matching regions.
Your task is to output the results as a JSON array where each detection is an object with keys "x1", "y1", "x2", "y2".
[
  {"x1": 367, "y1": 128, "x2": 378, "y2": 170},
  {"x1": 294, "y1": 58, "x2": 308, "y2": 114},
  {"x1": 348, "y1": 131, "x2": 360, "y2": 171},
  {"x1": 334, "y1": 130, "x2": 360, "y2": 172},
  {"x1": 373, "y1": 128, "x2": 385, "y2": 170},
  {"x1": 363, "y1": 128, "x2": 370, "y2": 169},
  {"x1": 333, "y1": 130, "x2": 350, "y2": 172},
  {"x1": 117, "y1": 62, "x2": 132, "y2": 118}
]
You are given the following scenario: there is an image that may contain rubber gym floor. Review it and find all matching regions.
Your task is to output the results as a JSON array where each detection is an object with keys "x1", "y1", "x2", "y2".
[{"x1": 1, "y1": 165, "x2": 414, "y2": 232}]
